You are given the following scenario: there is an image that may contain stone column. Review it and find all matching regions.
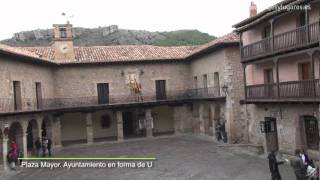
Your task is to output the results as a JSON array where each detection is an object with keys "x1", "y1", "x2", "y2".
[
  {"x1": 22, "y1": 132, "x2": 28, "y2": 158},
  {"x1": 199, "y1": 104, "x2": 205, "y2": 135},
  {"x1": 36, "y1": 118, "x2": 42, "y2": 141},
  {"x1": 173, "y1": 106, "x2": 182, "y2": 135},
  {"x1": 85, "y1": 113, "x2": 94, "y2": 144},
  {"x1": 52, "y1": 116, "x2": 62, "y2": 148},
  {"x1": 210, "y1": 104, "x2": 217, "y2": 138},
  {"x1": 145, "y1": 109, "x2": 153, "y2": 138},
  {"x1": 116, "y1": 111, "x2": 124, "y2": 141},
  {"x1": 2, "y1": 137, "x2": 8, "y2": 171}
]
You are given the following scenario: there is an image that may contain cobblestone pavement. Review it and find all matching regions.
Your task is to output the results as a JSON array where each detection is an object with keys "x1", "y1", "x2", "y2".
[{"x1": 2, "y1": 136, "x2": 296, "y2": 180}]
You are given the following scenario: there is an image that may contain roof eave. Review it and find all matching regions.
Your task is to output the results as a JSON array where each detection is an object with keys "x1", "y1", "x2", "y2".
[
  {"x1": 0, "y1": 49, "x2": 58, "y2": 66},
  {"x1": 187, "y1": 41, "x2": 239, "y2": 60}
]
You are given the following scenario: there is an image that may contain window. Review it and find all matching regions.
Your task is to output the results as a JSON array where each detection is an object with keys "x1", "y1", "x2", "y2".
[
  {"x1": 59, "y1": 28, "x2": 67, "y2": 38},
  {"x1": 298, "y1": 62, "x2": 311, "y2": 80},
  {"x1": 155, "y1": 80, "x2": 166, "y2": 100},
  {"x1": 35, "y1": 82, "x2": 42, "y2": 109},
  {"x1": 13, "y1": 81, "x2": 22, "y2": 110},
  {"x1": 299, "y1": 12, "x2": 306, "y2": 27},
  {"x1": 203, "y1": 74, "x2": 208, "y2": 89},
  {"x1": 101, "y1": 114, "x2": 111, "y2": 128},
  {"x1": 264, "y1": 68, "x2": 274, "y2": 84},
  {"x1": 262, "y1": 25, "x2": 271, "y2": 38},
  {"x1": 194, "y1": 76, "x2": 198, "y2": 89},
  {"x1": 97, "y1": 83, "x2": 109, "y2": 104}
]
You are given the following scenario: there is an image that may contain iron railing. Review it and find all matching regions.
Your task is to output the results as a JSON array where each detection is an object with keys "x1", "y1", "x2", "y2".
[{"x1": 0, "y1": 87, "x2": 224, "y2": 113}]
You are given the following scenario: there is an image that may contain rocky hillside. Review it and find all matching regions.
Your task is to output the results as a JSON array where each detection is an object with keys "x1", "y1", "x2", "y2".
[{"x1": 0, "y1": 25, "x2": 215, "y2": 47}]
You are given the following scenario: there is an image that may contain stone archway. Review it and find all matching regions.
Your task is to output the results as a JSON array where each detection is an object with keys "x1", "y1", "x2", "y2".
[
  {"x1": 27, "y1": 119, "x2": 40, "y2": 155},
  {"x1": 42, "y1": 116, "x2": 53, "y2": 140},
  {"x1": 8, "y1": 122, "x2": 24, "y2": 152}
]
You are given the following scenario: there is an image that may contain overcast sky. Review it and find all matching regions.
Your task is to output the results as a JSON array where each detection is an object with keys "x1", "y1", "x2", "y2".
[{"x1": 0, "y1": 0, "x2": 282, "y2": 40}]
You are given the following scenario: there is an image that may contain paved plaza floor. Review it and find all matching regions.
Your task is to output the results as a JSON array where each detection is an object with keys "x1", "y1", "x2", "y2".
[{"x1": 2, "y1": 136, "x2": 296, "y2": 180}]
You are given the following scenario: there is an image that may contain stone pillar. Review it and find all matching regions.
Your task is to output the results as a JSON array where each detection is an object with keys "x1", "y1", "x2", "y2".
[
  {"x1": 173, "y1": 106, "x2": 182, "y2": 135},
  {"x1": 22, "y1": 132, "x2": 28, "y2": 158},
  {"x1": 145, "y1": 109, "x2": 153, "y2": 138},
  {"x1": 116, "y1": 111, "x2": 124, "y2": 141},
  {"x1": 210, "y1": 104, "x2": 217, "y2": 138},
  {"x1": 52, "y1": 116, "x2": 62, "y2": 148},
  {"x1": 199, "y1": 104, "x2": 205, "y2": 135},
  {"x1": 2, "y1": 137, "x2": 8, "y2": 171},
  {"x1": 85, "y1": 113, "x2": 94, "y2": 144},
  {"x1": 36, "y1": 118, "x2": 42, "y2": 141}
]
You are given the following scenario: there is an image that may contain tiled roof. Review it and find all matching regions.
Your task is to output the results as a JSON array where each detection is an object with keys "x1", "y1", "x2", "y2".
[
  {"x1": 0, "y1": 32, "x2": 239, "y2": 64},
  {"x1": 20, "y1": 45, "x2": 198, "y2": 63},
  {"x1": 0, "y1": 44, "x2": 52, "y2": 62},
  {"x1": 190, "y1": 32, "x2": 239, "y2": 55}
]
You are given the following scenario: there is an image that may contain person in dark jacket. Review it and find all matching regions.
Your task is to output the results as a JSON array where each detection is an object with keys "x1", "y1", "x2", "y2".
[
  {"x1": 47, "y1": 138, "x2": 52, "y2": 157},
  {"x1": 35, "y1": 137, "x2": 41, "y2": 157},
  {"x1": 268, "y1": 150, "x2": 284, "y2": 180},
  {"x1": 290, "y1": 149, "x2": 306, "y2": 180}
]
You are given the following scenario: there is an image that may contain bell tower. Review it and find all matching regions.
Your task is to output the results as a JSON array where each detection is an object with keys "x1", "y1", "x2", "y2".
[{"x1": 52, "y1": 23, "x2": 75, "y2": 61}]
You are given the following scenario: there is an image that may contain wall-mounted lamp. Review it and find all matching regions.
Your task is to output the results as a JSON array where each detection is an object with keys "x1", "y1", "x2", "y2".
[
  {"x1": 140, "y1": 69, "x2": 144, "y2": 75},
  {"x1": 121, "y1": 70, "x2": 125, "y2": 77}
]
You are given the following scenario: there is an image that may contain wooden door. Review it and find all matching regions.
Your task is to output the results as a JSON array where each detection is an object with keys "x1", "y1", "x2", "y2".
[
  {"x1": 97, "y1": 83, "x2": 109, "y2": 104},
  {"x1": 299, "y1": 62, "x2": 312, "y2": 97},
  {"x1": 13, "y1": 81, "x2": 22, "y2": 110},
  {"x1": 264, "y1": 68, "x2": 274, "y2": 98},
  {"x1": 36, "y1": 82, "x2": 42, "y2": 109},
  {"x1": 155, "y1": 80, "x2": 166, "y2": 100},
  {"x1": 304, "y1": 116, "x2": 319, "y2": 150},
  {"x1": 214, "y1": 72, "x2": 220, "y2": 96},
  {"x1": 203, "y1": 74, "x2": 208, "y2": 95},
  {"x1": 265, "y1": 117, "x2": 279, "y2": 152}
]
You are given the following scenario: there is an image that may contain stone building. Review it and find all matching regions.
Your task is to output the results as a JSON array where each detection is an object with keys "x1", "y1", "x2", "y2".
[
  {"x1": 0, "y1": 23, "x2": 243, "y2": 170},
  {"x1": 233, "y1": 0, "x2": 320, "y2": 157}
]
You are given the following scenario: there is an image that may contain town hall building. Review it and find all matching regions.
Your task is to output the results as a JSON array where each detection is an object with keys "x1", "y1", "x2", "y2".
[{"x1": 0, "y1": 23, "x2": 243, "y2": 170}]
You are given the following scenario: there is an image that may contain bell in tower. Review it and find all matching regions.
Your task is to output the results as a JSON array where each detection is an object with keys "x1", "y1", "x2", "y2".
[{"x1": 52, "y1": 23, "x2": 75, "y2": 61}]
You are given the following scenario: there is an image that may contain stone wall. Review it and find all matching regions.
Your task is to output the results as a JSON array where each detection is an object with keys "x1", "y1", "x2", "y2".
[
  {"x1": 246, "y1": 103, "x2": 319, "y2": 154},
  {"x1": 0, "y1": 57, "x2": 55, "y2": 111},
  {"x1": 54, "y1": 62, "x2": 190, "y2": 98}
]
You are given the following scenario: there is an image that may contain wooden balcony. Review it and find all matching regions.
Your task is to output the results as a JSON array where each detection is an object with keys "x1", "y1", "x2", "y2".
[
  {"x1": 246, "y1": 79, "x2": 320, "y2": 102},
  {"x1": 241, "y1": 21, "x2": 320, "y2": 62},
  {"x1": 0, "y1": 87, "x2": 225, "y2": 114}
]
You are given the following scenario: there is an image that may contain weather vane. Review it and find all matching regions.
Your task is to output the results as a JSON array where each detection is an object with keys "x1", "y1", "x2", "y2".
[{"x1": 61, "y1": 12, "x2": 74, "y2": 24}]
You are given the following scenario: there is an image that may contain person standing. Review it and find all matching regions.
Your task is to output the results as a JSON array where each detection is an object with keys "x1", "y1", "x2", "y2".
[
  {"x1": 8, "y1": 141, "x2": 18, "y2": 170},
  {"x1": 47, "y1": 138, "x2": 52, "y2": 157},
  {"x1": 35, "y1": 137, "x2": 42, "y2": 157},
  {"x1": 290, "y1": 149, "x2": 307, "y2": 180},
  {"x1": 42, "y1": 137, "x2": 48, "y2": 157},
  {"x1": 268, "y1": 150, "x2": 284, "y2": 180}
]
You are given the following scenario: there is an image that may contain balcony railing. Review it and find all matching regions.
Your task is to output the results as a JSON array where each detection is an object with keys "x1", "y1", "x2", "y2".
[
  {"x1": 241, "y1": 21, "x2": 320, "y2": 61},
  {"x1": 246, "y1": 79, "x2": 320, "y2": 100},
  {"x1": 0, "y1": 87, "x2": 224, "y2": 113}
]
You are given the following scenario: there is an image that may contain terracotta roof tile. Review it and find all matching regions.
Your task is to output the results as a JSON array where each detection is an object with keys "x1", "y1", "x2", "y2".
[
  {"x1": 190, "y1": 32, "x2": 239, "y2": 55},
  {"x1": 0, "y1": 33, "x2": 238, "y2": 64},
  {"x1": 0, "y1": 44, "x2": 51, "y2": 62},
  {"x1": 20, "y1": 45, "x2": 198, "y2": 63}
]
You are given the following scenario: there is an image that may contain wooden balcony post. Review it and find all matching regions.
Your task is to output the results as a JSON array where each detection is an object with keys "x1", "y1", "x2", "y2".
[
  {"x1": 310, "y1": 51, "x2": 316, "y2": 98},
  {"x1": 274, "y1": 58, "x2": 280, "y2": 99},
  {"x1": 305, "y1": 7, "x2": 310, "y2": 43},
  {"x1": 270, "y1": 19, "x2": 274, "y2": 52}
]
